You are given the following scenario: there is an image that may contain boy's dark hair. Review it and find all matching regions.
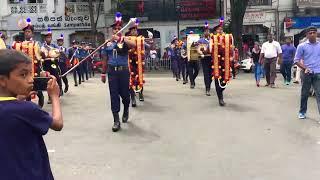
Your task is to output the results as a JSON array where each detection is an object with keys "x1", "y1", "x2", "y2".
[{"x1": 0, "y1": 49, "x2": 31, "y2": 77}]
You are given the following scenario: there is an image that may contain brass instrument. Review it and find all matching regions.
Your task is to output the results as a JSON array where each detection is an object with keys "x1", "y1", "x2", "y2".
[
  {"x1": 41, "y1": 44, "x2": 61, "y2": 59},
  {"x1": 187, "y1": 34, "x2": 201, "y2": 61},
  {"x1": 197, "y1": 43, "x2": 211, "y2": 58},
  {"x1": 181, "y1": 48, "x2": 187, "y2": 59}
]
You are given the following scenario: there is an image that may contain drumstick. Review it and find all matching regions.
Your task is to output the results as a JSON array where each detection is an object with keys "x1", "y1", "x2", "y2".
[{"x1": 60, "y1": 18, "x2": 136, "y2": 77}]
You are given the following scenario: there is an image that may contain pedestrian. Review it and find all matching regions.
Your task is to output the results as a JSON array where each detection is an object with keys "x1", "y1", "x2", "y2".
[
  {"x1": 68, "y1": 40, "x2": 82, "y2": 86},
  {"x1": 198, "y1": 21, "x2": 212, "y2": 96},
  {"x1": 0, "y1": 32, "x2": 9, "y2": 49},
  {"x1": 41, "y1": 28, "x2": 63, "y2": 103},
  {"x1": 293, "y1": 26, "x2": 320, "y2": 120},
  {"x1": 170, "y1": 36, "x2": 181, "y2": 81},
  {"x1": 87, "y1": 43, "x2": 95, "y2": 78},
  {"x1": 188, "y1": 40, "x2": 200, "y2": 89},
  {"x1": 251, "y1": 42, "x2": 262, "y2": 87},
  {"x1": 11, "y1": 18, "x2": 44, "y2": 107},
  {"x1": 126, "y1": 19, "x2": 146, "y2": 107},
  {"x1": 260, "y1": 34, "x2": 283, "y2": 88},
  {"x1": 0, "y1": 49, "x2": 63, "y2": 180},
  {"x1": 281, "y1": 37, "x2": 296, "y2": 85},
  {"x1": 232, "y1": 47, "x2": 239, "y2": 79},
  {"x1": 101, "y1": 12, "x2": 136, "y2": 132},
  {"x1": 150, "y1": 47, "x2": 158, "y2": 70},
  {"x1": 180, "y1": 37, "x2": 188, "y2": 84},
  {"x1": 212, "y1": 21, "x2": 229, "y2": 106},
  {"x1": 56, "y1": 34, "x2": 69, "y2": 94},
  {"x1": 77, "y1": 42, "x2": 89, "y2": 82}
]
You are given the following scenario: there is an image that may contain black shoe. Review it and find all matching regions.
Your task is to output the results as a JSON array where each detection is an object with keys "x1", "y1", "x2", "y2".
[
  {"x1": 176, "y1": 78, "x2": 179, "y2": 81},
  {"x1": 206, "y1": 90, "x2": 211, "y2": 96},
  {"x1": 60, "y1": 89, "x2": 63, "y2": 97},
  {"x1": 219, "y1": 99, "x2": 225, "y2": 106},
  {"x1": 122, "y1": 110, "x2": 129, "y2": 123},
  {"x1": 183, "y1": 81, "x2": 187, "y2": 84},
  {"x1": 79, "y1": 81, "x2": 81, "y2": 85},
  {"x1": 64, "y1": 85, "x2": 69, "y2": 93},
  {"x1": 132, "y1": 98, "x2": 137, "y2": 107},
  {"x1": 139, "y1": 93, "x2": 144, "y2": 101},
  {"x1": 38, "y1": 99, "x2": 44, "y2": 108},
  {"x1": 112, "y1": 113, "x2": 121, "y2": 132},
  {"x1": 190, "y1": 83, "x2": 195, "y2": 89}
]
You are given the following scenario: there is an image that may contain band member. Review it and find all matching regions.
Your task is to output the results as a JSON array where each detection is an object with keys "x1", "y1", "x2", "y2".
[
  {"x1": 180, "y1": 38, "x2": 188, "y2": 84},
  {"x1": 41, "y1": 28, "x2": 63, "y2": 102},
  {"x1": 76, "y1": 42, "x2": 90, "y2": 82},
  {"x1": 126, "y1": 19, "x2": 146, "y2": 107},
  {"x1": 68, "y1": 40, "x2": 81, "y2": 86},
  {"x1": 187, "y1": 31, "x2": 200, "y2": 89},
  {"x1": 87, "y1": 43, "x2": 95, "y2": 78},
  {"x1": 170, "y1": 36, "x2": 182, "y2": 81},
  {"x1": 198, "y1": 21, "x2": 212, "y2": 96},
  {"x1": 211, "y1": 18, "x2": 231, "y2": 106},
  {"x1": 56, "y1": 34, "x2": 69, "y2": 93},
  {"x1": 11, "y1": 18, "x2": 44, "y2": 107},
  {"x1": 101, "y1": 12, "x2": 136, "y2": 132},
  {"x1": 0, "y1": 32, "x2": 7, "y2": 49}
]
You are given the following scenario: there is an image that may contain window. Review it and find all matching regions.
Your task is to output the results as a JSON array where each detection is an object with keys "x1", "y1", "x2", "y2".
[
  {"x1": 9, "y1": 0, "x2": 43, "y2": 3},
  {"x1": 248, "y1": 0, "x2": 272, "y2": 6}
]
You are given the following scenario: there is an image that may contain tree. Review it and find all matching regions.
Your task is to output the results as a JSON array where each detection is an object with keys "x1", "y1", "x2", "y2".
[
  {"x1": 229, "y1": 0, "x2": 249, "y2": 58},
  {"x1": 88, "y1": 0, "x2": 103, "y2": 46}
]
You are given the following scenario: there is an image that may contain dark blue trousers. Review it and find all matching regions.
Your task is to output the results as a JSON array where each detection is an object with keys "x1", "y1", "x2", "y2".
[
  {"x1": 300, "y1": 72, "x2": 320, "y2": 114},
  {"x1": 201, "y1": 57, "x2": 213, "y2": 90},
  {"x1": 280, "y1": 61, "x2": 293, "y2": 82},
  {"x1": 81, "y1": 60, "x2": 89, "y2": 80},
  {"x1": 107, "y1": 67, "x2": 130, "y2": 113}
]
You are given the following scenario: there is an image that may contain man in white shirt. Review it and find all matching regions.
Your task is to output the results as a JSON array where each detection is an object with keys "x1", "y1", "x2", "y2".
[{"x1": 260, "y1": 34, "x2": 283, "y2": 88}]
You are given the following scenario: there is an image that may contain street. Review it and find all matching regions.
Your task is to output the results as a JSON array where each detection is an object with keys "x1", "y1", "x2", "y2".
[{"x1": 44, "y1": 72, "x2": 320, "y2": 180}]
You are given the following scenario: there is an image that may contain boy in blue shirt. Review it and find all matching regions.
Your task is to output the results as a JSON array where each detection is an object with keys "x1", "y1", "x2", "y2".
[{"x1": 0, "y1": 49, "x2": 63, "y2": 179}]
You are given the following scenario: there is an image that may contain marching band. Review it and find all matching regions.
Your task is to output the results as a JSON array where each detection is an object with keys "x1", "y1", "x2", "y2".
[{"x1": 1, "y1": 12, "x2": 237, "y2": 132}]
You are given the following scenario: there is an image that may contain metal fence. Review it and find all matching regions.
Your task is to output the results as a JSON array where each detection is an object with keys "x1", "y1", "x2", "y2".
[{"x1": 144, "y1": 57, "x2": 172, "y2": 71}]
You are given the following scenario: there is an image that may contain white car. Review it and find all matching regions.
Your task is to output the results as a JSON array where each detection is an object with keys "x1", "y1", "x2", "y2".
[
  {"x1": 240, "y1": 58, "x2": 281, "y2": 73},
  {"x1": 240, "y1": 58, "x2": 253, "y2": 73}
]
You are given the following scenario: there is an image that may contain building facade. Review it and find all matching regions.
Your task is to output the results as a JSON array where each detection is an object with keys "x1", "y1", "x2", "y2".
[
  {"x1": 0, "y1": 0, "x2": 112, "y2": 47},
  {"x1": 0, "y1": 0, "x2": 223, "y2": 51},
  {"x1": 284, "y1": 0, "x2": 320, "y2": 45}
]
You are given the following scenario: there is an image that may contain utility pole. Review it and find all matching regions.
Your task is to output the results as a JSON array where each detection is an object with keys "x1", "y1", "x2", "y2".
[
  {"x1": 275, "y1": 0, "x2": 280, "y2": 41},
  {"x1": 174, "y1": 0, "x2": 181, "y2": 40}
]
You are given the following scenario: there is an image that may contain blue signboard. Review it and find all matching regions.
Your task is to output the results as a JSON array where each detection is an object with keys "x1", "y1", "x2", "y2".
[{"x1": 285, "y1": 17, "x2": 320, "y2": 29}]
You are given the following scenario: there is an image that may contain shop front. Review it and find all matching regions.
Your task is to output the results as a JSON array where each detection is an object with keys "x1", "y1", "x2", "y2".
[{"x1": 284, "y1": 16, "x2": 320, "y2": 46}]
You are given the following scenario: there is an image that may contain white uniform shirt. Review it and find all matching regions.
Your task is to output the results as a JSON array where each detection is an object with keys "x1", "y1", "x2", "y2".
[{"x1": 261, "y1": 40, "x2": 282, "y2": 58}]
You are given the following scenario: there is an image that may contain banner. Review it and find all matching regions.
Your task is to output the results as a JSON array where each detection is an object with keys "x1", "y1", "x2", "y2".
[
  {"x1": 8, "y1": 15, "x2": 92, "y2": 30},
  {"x1": 179, "y1": 0, "x2": 216, "y2": 20},
  {"x1": 285, "y1": 16, "x2": 320, "y2": 29}
]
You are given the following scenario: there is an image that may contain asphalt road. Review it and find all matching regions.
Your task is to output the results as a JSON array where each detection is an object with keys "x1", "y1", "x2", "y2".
[{"x1": 43, "y1": 72, "x2": 320, "y2": 180}]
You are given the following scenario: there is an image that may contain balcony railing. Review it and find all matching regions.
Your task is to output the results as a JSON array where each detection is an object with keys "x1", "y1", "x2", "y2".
[
  {"x1": 65, "y1": 2, "x2": 104, "y2": 14},
  {"x1": 248, "y1": 0, "x2": 272, "y2": 6},
  {"x1": 9, "y1": 3, "x2": 47, "y2": 14}
]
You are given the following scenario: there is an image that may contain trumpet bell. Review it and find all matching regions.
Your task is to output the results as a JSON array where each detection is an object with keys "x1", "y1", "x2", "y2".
[{"x1": 48, "y1": 48, "x2": 60, "y2": 58}]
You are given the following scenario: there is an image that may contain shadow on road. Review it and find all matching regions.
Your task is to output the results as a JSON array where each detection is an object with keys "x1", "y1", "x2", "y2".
[
  {"x1": 223, "y1": 103, "x2": 257, "y2": 113},
  {"x1": 118, "y1": 122, "x2": 160, "y2": 143}
]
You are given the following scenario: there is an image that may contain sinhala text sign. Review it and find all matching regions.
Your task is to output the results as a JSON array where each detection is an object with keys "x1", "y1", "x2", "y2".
[{"x1": 8, "y1": 15, "x2": 91, "y2": 30}]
